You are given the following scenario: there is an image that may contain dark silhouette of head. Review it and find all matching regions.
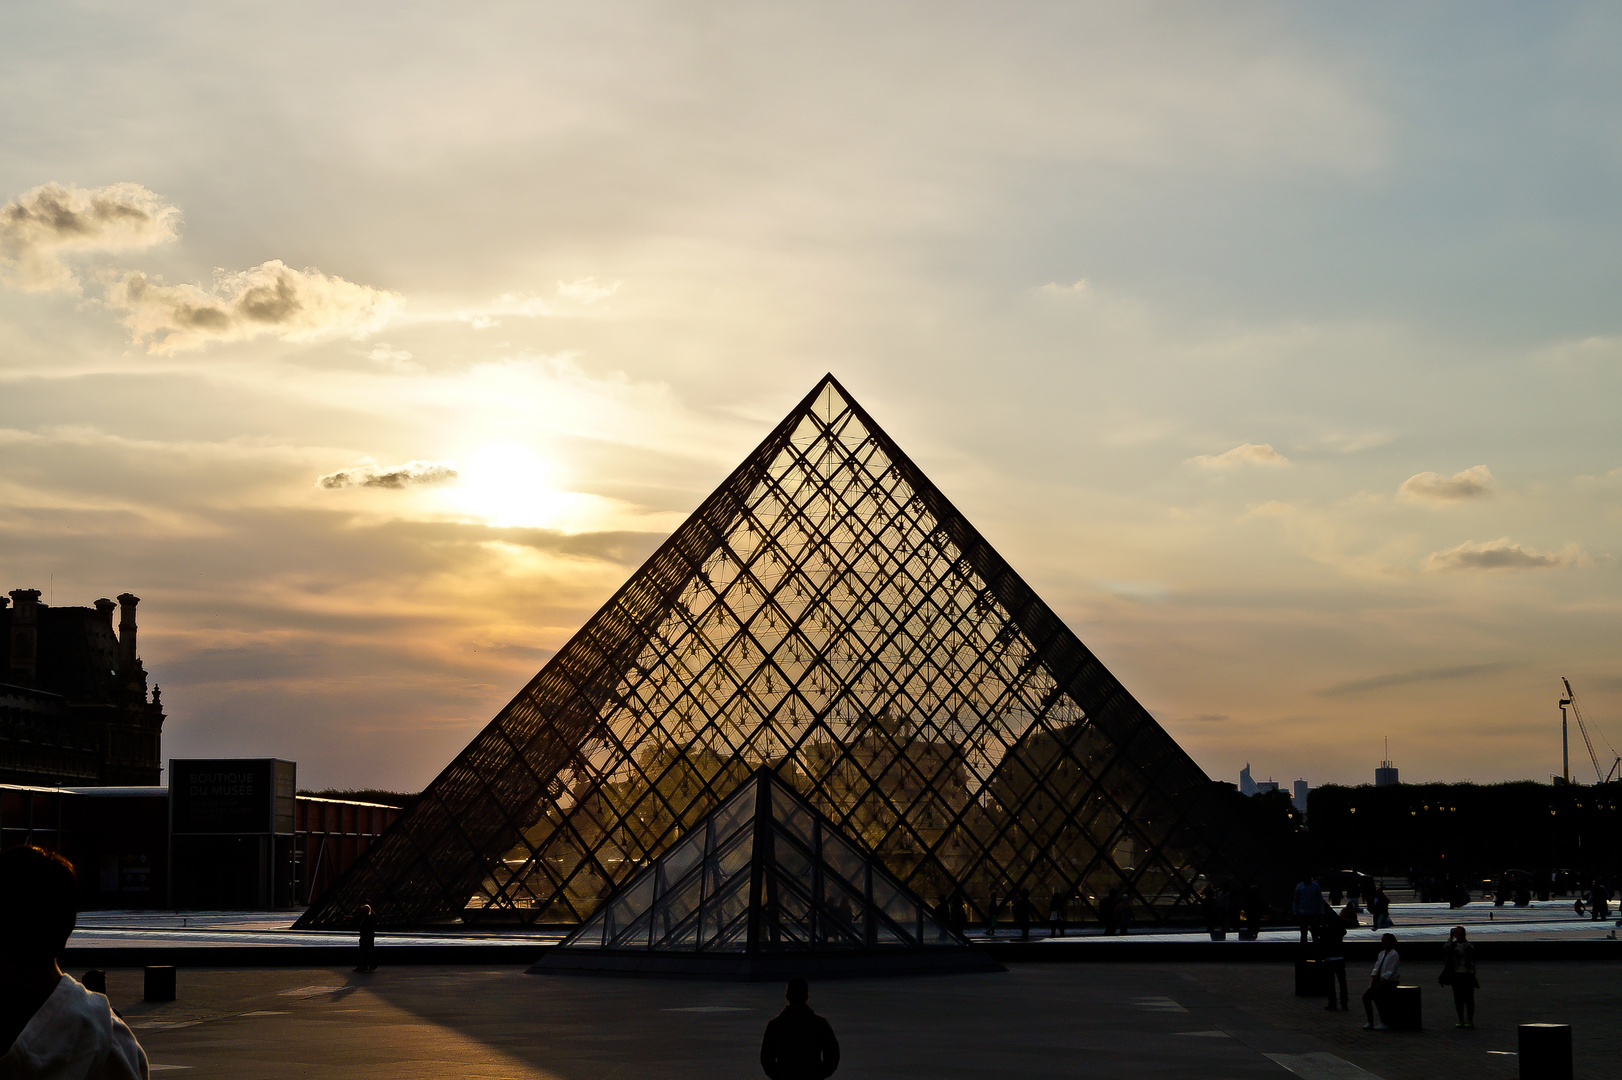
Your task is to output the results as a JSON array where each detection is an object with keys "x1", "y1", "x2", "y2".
[
  {"x1": 0, "y1": 846, "x2": 78, "y2": 965},
  {"x1": 81, "y1": 969, "x2": 108, "y2": 994},
  {"x1": 1381, "y1": 933, "x2": 1398, "y2": 948},
  {"x1": 786, "y1": 976, "x2": 809, "y2": 1005}
]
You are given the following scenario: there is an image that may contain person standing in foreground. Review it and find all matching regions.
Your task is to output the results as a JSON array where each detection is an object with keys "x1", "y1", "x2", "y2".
[
  {"x1": 0, "y1": 845, "x2": 148, "y2": 1079},
  {"x1": 1440, "y1": 925, "x2": 1478, "y2": 1028},
  {"x1": 1362, "y1": 933, "x2": 1400, "y2": 1031},
  {"x1": 760, "y1": 977, "x2": 839, "y2": 1080}
]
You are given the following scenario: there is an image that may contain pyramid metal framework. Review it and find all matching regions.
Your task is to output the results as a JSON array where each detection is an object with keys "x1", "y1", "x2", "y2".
[{"x1": 299, "y1": 375, "x2": 1277, "y2": 931}]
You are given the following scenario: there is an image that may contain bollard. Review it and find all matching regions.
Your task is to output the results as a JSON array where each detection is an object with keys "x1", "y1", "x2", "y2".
[
  {"x1": 1383, "y1": 985, "x2": 1422, "y2": 1030},
  {"x1": 1518, "y1": 1024, "x2": 1572, "y2": 1080},
  {"x1": 1294, "y1": 957, "x2": 1326, "y2": 996},
  {"x1": 143, "y1": 965, "x2": 176, "y2": 1002}
]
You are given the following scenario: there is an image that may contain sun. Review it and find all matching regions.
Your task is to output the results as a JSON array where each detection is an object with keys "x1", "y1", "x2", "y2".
[{"x1": 444, "y1": 442, "x2": 583, "y2": 529}]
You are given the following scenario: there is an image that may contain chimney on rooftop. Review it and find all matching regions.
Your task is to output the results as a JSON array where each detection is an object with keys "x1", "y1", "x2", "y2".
[
  {"x1": 9, "y1": 589, "x2": 42, "y2": 688},
  {"x1": 95, "y1": 598, "x2": 116, "y2": 622},
  {"x1": 116, "y1": 593, "x2": 140, "y2": 676}
]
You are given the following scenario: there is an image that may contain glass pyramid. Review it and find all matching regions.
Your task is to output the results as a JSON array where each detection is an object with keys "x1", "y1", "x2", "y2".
[
  {"x1": 298, "y1": 375, "x2": 1280, "y2": 932},
  {"x1": 555, "y1": 766, "x2": 961, "y2": 955}
]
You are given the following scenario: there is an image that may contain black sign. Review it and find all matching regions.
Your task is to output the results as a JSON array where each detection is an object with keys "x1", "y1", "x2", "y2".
[{"x1": 171, "y1": 759, "x2": 273, "y2": 833}]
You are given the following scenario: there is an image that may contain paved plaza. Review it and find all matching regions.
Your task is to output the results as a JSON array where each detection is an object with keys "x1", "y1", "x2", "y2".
[{"x1": 101, "y1": 959, "x2": 1616, "y2": 1079}]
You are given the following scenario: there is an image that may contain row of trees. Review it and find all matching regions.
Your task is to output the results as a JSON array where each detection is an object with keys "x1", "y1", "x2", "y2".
[{"x1": 1241, "y1": 781, "x2": 1622, "y2": 883}]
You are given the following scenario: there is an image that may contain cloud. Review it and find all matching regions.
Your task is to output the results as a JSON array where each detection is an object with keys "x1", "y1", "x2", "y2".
[
  {"x1": 1188, "y1": 442, "x2": 1289, "y2": 468},
  {"x1": 110, "y1": 260, "x2": 401, "y2": 352},
  {"x1": 1316, "y1": 662, "x2": 1510, "y2": 697},
  {"x1": 454, "y1": 277, "x2": 621, "y2": 328},
  {"x1": 1399, "y1": 465, "x2": 1494, "y2": 502},
  {"x1": 555, "y1": 276, "x2": 619, "y2": 304},
  {"x1": 317, "y1": 459, "x2": 458, "y2": 490},
  {"x1": 0, "y1": 182, "x2": 180, "y2": 291},
  {"x1": 1422, "y1": 537, "x2": 1583, "y2": 572},
  {"x1": 366, "y1": 344, "x2": 422, "y2": 373},
  {"x1": 1040, "y1": 278, "x2": 1090, "y2": 294}
]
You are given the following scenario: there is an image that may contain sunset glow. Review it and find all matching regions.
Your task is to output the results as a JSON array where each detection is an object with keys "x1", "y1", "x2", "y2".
[{"x1": 4, "y1": 4, "x2": 1621, "y2": 792}]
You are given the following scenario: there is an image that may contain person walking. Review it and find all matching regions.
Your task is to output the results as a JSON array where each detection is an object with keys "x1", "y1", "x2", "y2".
[
  {"x1": 1292, "y1": 873, "x2": 1325, "y2": 943},
  {"x1": 1440, "y1": 925, "x2": 1478, "y2": 1028},
  {"x1": 1099, "y1": 889, "x2": 1118, "y2": 936},
  {"x1": 355, "y1": 902, "x2": 377, "y2": 973},
  {"x1": 1316, "y1": 915, "x2": 1348, "y2": 1011},
  {"x1": 760, "y1": 977, "x2": 840, "y2": 1080},
  {"x1": 1589, "y1": 881, "x2": 1610, "y2": 922},
  {"x1": 986, "y1": 893, "x2": 999, "y2": 939},
  {"x1": 1049, "y1": 889, "x2": 1067, "y2": 938},
  {"x1": 1362, "y1": 933, "x2": 1400, "y2": 1031},
  {"x1": 1214, "y1": 884, "x2": 1232, "y2": 939},
  {"x1": 1369, "y1": 886, "x2": 1392, "y2": 930}
]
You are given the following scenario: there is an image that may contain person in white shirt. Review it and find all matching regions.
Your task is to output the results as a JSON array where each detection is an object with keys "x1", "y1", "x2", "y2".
[
  {"x1": 0, "y1": 846, "x2": 149, "y2": 1079},
  {"x1": 1361, "y1": 932, "x2": 1400, "y2": 1031}
]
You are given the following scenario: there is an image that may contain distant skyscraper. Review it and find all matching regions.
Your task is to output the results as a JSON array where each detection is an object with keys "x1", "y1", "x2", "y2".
[
  {"x1": 1254, "y1": 780, "x2": 1279, "y2": 795},
  {"x1": 1239, "y1": 763, "x2": 1256, "y2": 796},
  {"x1": 1292, "y1": 779, "x2": 1309, "y2": 813},
  {"x1": 1375, "y1": 738, "x2": 1399, "y2": 786}
]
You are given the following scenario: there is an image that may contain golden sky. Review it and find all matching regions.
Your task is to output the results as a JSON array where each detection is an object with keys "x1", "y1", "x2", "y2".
[{"x1": 4, "y1": 3, "x2": 1621, "y2": 790}]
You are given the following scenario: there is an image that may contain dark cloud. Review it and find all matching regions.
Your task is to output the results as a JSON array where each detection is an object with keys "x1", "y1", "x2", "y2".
[
  {"x1": 110, "y1": 260, "x2": 399, "y2": 352},
  {"x1": 317, "y1": 459, "x2": 458, "y2": 489},
  {"x1": 1315, "y1": 661, "x2": 1509, "y2": 697},
  {"x1": 1399, "y1": 465, "x2": 1493, "y2": 502},
  {"x1": 0, "y1": 181, "x2": 180, "y2": 291},
  {"x1": 1423, "y1": 538, "x2": 1577, "y2": 572}
]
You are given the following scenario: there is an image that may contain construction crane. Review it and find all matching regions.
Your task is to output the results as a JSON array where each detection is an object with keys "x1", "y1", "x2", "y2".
[{"x1": 1559, "y1": 678, "x2": 1622, "y2": 785}]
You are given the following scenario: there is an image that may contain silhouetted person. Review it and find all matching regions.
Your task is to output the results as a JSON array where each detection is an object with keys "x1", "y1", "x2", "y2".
[
  {"x1": 1441, "y1": 925, "x2": 1477, "y2": 1028},
  {"x1": 0, "y1": 845, "x2": 147, "y2": 1077},
  {"x1": 1315, "y1": 915, "x2": 1348, "y2": 1010},
  {"x1": 1241, "y1": 886, "x2": 1265, "y2": 940},
  {"x1": 1013, "y1": 889, "x2": 1033, "y2": 940},
  {"x1": 1362, "y1": 933, "x2": 1400, "y2": 1031},
  {"x1": 1049, "y1": 889, "x2": 1067, "y2": 938},
  {"x1": 1369, "y1": 886, "x2": 1391, "y2": 929},
  {"x1": 1588, "y1": 881, "x2": 1610, "y2": 921},
  {"x1": 1292, "y1": 873, "x2": 1324, "y2": 942},
  {"x1": 1099, "y1": 888, "x2": 1119, "y2": 936},
  {"x1": 947, "y1": 891, "x2": 968, "y2": 939},
  {"x1": 355, "y1": 902, "x2": 377, "y2": 973},
  {"x1": 760, "y1": 977, "x2": 839, "y2": 1080}
]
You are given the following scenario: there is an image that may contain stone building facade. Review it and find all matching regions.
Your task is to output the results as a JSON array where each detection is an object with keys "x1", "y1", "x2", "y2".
[{"x1": 0, "y1": 589, "x2": 166, "y2": 785}]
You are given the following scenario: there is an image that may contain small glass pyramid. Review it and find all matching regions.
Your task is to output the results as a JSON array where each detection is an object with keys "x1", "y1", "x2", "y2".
[{"x1": 534, "y1": 766, "x2": 998, "y2": 977}]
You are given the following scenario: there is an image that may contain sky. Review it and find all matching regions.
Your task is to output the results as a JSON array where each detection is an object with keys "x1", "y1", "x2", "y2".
[{"x1": 4, "y1": 2, "x2": 1622, "y2": 792}]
